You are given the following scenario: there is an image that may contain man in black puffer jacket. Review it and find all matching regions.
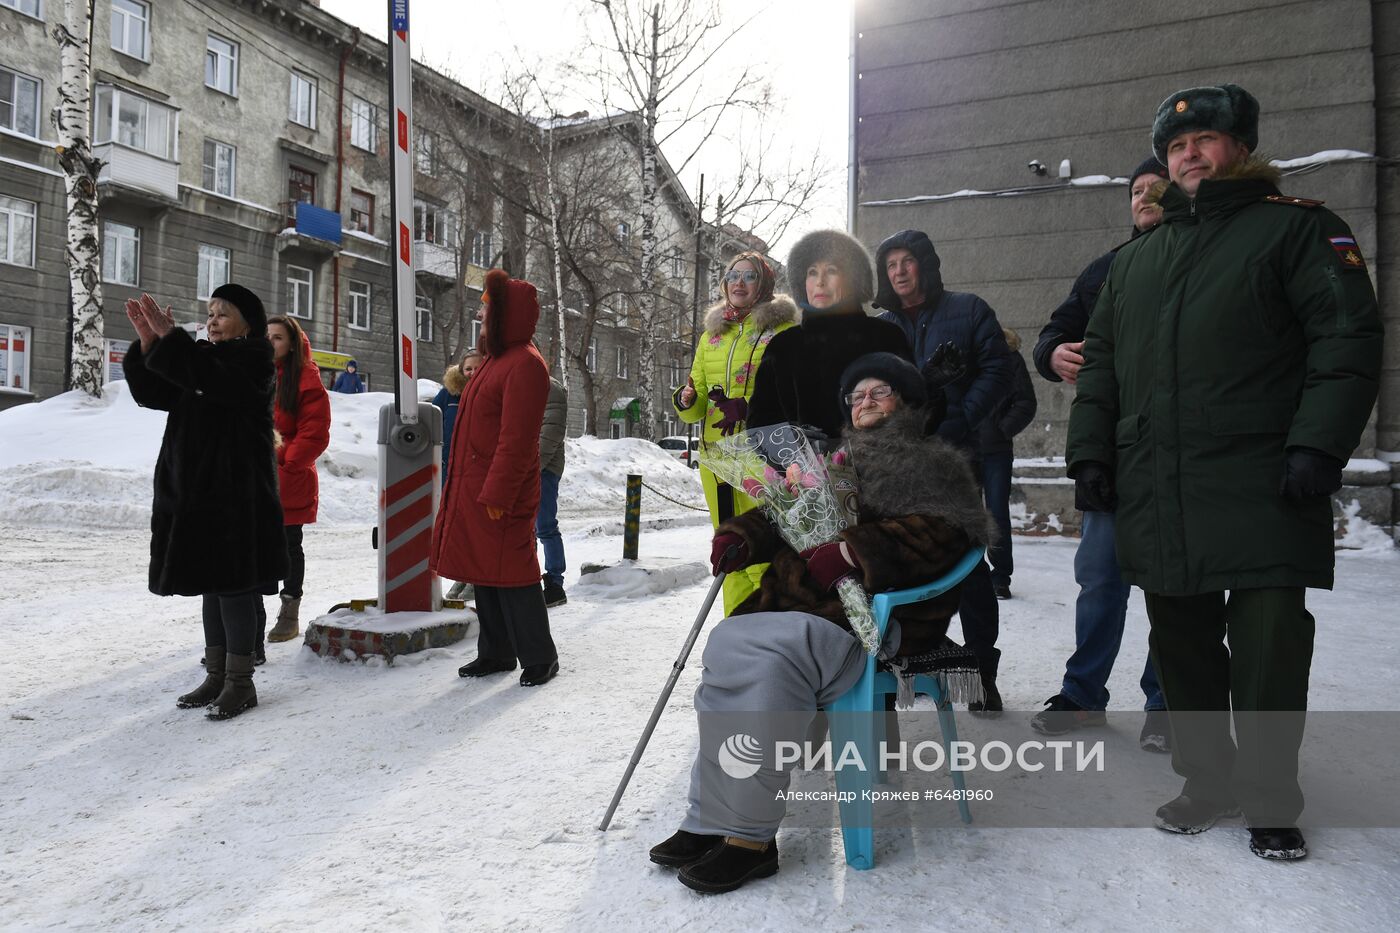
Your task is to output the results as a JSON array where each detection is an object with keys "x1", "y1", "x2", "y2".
[{"x1": 873, "y1": 229, "x2": 1013, "y2": 713}]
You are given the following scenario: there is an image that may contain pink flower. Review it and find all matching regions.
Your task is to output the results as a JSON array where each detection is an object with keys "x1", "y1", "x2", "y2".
[
  {"x1": 800, "y1": 473, "x2": 822, "y2": 489},
  {"x1": 830, "y1": 449, "x2": 848, "y2": 467},
  {"x1": 708, "y1": 334, "x2": 723, "y2": 346},
  {"x1": 734, "y1": 371, "x2": 746, "y2": 385},
  {"x1": 740, "y1": 478, "x2": 765, "y2": 498},
  {"x1": 785, "y1": 463, "x2": 803, "y2": 487},
  {"x1": 763, "y1": 465, "x2": 781, "y2": 484}
]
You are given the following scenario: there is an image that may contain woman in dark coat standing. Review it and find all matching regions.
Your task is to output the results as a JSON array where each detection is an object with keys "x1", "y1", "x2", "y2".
[
  {"x1": 122, "y1": 286, "x2": 286, "y2": 720},
  {"x1": 430, "y1": 270, "x2": 559, "y2": 687},
  {"x1": 265, "y1": 315, "x2": 332, "y2": 643}
]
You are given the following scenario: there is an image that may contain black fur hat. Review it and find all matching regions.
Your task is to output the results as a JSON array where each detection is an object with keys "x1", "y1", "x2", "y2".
[
  {"x1": 211, "y1": 283, "x2": 267, "y2": 335},
  {"x1": 1151, "y1": 84, "x2": 1259, "y2": 163},
  {"x1": 839, "y1": 351, "x2": 927, "y2": 421},
  {"x1": 784, "y1": 229, "x2": 875, "y2": 308}
]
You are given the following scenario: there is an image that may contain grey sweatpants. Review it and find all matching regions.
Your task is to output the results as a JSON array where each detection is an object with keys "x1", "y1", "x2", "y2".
[{"x1": 680, "y1": 611, "x2": 866, "y2": 842}]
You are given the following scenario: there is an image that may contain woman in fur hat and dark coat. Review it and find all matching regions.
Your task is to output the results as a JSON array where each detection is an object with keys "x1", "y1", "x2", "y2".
[
  {"x1": 673, "y1": 251, "x2": 798, "y2": 613},
  {"x1": 122, "y1": 285, "x2": 287, "y2": 720},
  {"x1": 745, "y1": 229, "x2": 911, "y2": 438},
  {"x1": 431, "y1": 270, "x2": 559, "y2": 688},
  {"x1": 650, "y1": 352, "x2": 993, "y2": 894}
]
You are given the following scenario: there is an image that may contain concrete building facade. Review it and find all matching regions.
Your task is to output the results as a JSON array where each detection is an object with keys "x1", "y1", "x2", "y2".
[{"x1": 852, "y1": 0, "x2": 1398, "y2": 536}]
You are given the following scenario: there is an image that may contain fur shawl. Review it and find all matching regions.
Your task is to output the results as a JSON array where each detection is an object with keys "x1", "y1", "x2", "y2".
[{"x1": 702, "y1": 294, "x2": 799, "y2": 338}]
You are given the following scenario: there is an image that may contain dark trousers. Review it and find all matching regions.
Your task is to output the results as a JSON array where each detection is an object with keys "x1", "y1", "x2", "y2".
[
  {"x1": 202, "y1": 592, "x2": 260, "y2": 656},
  {"x1": 957, "y1": 464, "x2": 1000, "y2": 679},
  {"x1": 282, "y1": 524, "x2": 305, "y2": 598},
  {"x1": 1145, "y1": 588, "x2": 1314, "y2": 826},
  {"x1": 475, "y1": 584, "x2": 558, "y2": 668},
  {"x1": 981, "y1": 451, "x2": 1013, "y2": 585}
]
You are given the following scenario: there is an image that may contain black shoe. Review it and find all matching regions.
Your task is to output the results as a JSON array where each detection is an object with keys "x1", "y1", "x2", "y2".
[
  {"x1": 992, "y1": 582, "x2": 1012, "y2": 600},
  {"x1": 1249, "y1": 827, "x2": 1307, "y2": 861},
  {"x1": 968, "y1": 676, "x2": 1003, "y2": 716},
  {"x1": 519, "y1": 660, "x2": 559, "y2": 687},
  {"x1": 1154, "y1": 794, "x2": 1240, "y2": 834},
  {"x1": 458, "y1": 657, "x2": 516, "y2": 678},
  {"x1": 253, "y1": 641, "x2": 267, "y2": 667},
  {"x1": 542, "y1": 581, "x2": 568, "y2": 609},
  {"x1": 677, "y1": 837, "x2": 779, "y2": 894},
  {"x1": 1031, "y1": 694, "x2": 1107, "y2": 735},
  {"x1": 649, "y1": 830, "x2": 723, "y2": 868},
  {"x1": 1139, "y1": 709, "x2": 1171, "y2": 753}
]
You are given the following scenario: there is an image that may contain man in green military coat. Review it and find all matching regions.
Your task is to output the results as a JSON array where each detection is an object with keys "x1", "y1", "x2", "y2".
[{"x1": 1065, "y1": 84, "x2": 1383, "y2": 861}]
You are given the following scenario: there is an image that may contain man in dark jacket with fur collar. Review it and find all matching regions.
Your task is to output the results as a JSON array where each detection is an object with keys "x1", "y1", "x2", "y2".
[
  {"x1": 873, "y1": 229, "x2": 1012, "y2": 712},
  {"x1": 1067, "y1": 84, "x2": 1383, "y2": 861}
]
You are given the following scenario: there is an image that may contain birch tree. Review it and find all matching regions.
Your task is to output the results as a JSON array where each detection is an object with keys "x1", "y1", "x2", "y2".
[{"x1": 53, "y1": 0, "x2": 104, "y2": 396}]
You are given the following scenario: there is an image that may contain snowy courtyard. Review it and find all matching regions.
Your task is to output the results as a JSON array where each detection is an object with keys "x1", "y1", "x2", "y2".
[{"x1": 2, "y1": 388, "x2": 1399, "y2": 931}]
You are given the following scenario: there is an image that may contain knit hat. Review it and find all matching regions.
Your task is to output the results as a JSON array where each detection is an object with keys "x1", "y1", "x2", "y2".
[
  {"x1": 839, "y1": 352, "x2": 927, "y2": 422},
  {"x1": 1151, "y1": 84, "x2": 1259, "y2": 163},
  {"x1": 723, "y1": 251, "x2": 776, "y2": 308},
  {"x1": 346, "y1": 360, "x2": 358, "y2": 369},
  {"x1": 211, "y1": 283, "x2": 267, "y2": 335},
  {"x1": 1128, "y1": 155, "x2": 1168, "y2": 192},
  {"x1": 785, "y1": 229, "x2": 875, "y2": 309}
]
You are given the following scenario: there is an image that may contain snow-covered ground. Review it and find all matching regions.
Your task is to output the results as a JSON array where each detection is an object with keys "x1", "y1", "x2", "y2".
[{"x1": 2, "y1": 388, "x2": 1398, "y2": 930}]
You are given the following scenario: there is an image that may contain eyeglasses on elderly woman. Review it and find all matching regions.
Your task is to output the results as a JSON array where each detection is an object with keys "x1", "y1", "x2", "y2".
[{"x1": 844, "y1": 383, "x2": 895, "y2": 407}]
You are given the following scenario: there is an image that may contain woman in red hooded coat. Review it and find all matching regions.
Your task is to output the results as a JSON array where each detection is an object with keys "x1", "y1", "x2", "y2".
[
  {"x1": 431, "y1": 269, "x2": 559, "y2": 687},
  {"x1": 265, "y1": 314, "x2": 332, "y2": 646}
]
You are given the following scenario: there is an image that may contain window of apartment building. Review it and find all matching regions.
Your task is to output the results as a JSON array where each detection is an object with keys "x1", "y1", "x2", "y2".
[
  {"x1": 287, "y1": 165, "x2": 316, "y2": 218},
  {"x1": 415, "y1": 132, "x2": 436, "y2": 175},
  {"x1": 469, "y1": 229, "x2": 491, "y2": 267},
  {"x1": 197, "y1": 244, "x2": 230, "y2": 300},
  {"x1": 586, "y1": 339, "x2": 596, "y2": 373},
  {"x1": 609, "y1": 422, "x2": 622, "y2": 440},
  {"x1": 94, "y1": 85, "x2": 177, "y2": 160},
  {"x1": 348, "y1": 280, "x2": 371, "y2": 330},
  {"x1": 670, "y1": 247, "x2": 684, "y2": 279},
  {"x1": 289, "y1": 71, "x2": 317, "y2": 129},
  {"x1": 110, "y1": 0, "x2": 150, "y2": 61},
  {"x1": 287, "y1": 265, "x2": 313, "y2": 319},
  {"x1": 668, "y1": 357, "x2": 684, "y2": 388},
  {"x1": 615, "y1": 346, "x2": 629, "y2": 379},
  {"x1": 349, "y1": 189, "x2": 373, "y2": 234},
  {"x1": 0, "y1": 66, "x2": 41, "y2": 138},
  {"x1": 0, "y1": 195, "x2": 36, "y2": 267},
  {"x1": 201, "y1": 139, "x2": 235, "y2": 196},
  {"x1": 205, "y1": 34, "x2": 238, "y2": 96},
  {"x1": 415, "y1": 294, "x2": 433, "y2": 342},
  {"x1": 350, "y1": 95, "x2": 376, "y2": 152},
  {"x1": 470, "y1": 318, "x2": 481, "y2": 348},
  {"x1": 616, "y1": 221, "x2": 630, "y2": 243},
  {"x1": 101, "y1": 221, "x2": 139, "y2": 286},
  {"x1": 1, "y1": 1, "x2": 42, "y2": 21},
  {"x1": 413, "y1": 200, "x2": 456, "y2": 247},
  {"x1": 0, "y1": 323, "x2": 31, "y2": 392}
]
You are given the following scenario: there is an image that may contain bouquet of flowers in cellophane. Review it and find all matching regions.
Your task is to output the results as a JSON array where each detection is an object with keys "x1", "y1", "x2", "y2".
[{"x1": 701, "y1": 423, "x2": 882, "y2": 657}]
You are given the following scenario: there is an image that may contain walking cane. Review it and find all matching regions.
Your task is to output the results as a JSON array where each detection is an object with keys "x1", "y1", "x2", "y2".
[{"x1": 598, "y1": 564, "x2": 730, "y2": 831}]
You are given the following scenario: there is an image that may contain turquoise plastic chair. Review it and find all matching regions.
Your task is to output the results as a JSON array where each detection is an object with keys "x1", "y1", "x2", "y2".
[{"x1": 827, "y1": 545, "x2": 987, "y2": 870}]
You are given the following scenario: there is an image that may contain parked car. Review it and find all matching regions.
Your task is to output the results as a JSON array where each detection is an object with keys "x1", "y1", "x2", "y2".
[{"x1": 658, "y1": 435, "x2": 700, "y2": 468}]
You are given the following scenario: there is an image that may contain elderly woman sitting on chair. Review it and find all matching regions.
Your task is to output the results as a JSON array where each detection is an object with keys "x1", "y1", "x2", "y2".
[{"x1": 650, "y1": 351, "x2": 995, "y2": 894}]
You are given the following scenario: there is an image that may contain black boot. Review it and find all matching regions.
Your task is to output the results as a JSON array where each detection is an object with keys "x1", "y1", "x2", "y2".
[
  {"x1": 649, "y1": 830, "x2": 723, "y2": 868},
  {"x1": 178, "y1": 647, "x2": 225, "y2": 708},
  {"x1": 968, "y1": 671, "x2": 1003, "y2": 716},
  {"x1": 1248, "y1": 827, "x2": 1307, "y2": 860},
  {"x1": 207, "y1": 654, "x2": 258, "y2": 721},
  {"x1": 678, "y1": 837, "x2": 779, "y2": 894},
  {"x1": 520, "y1": 660, "x2": 560, "y2": 687},
  {"x1": 458, "y1": 657, "x2": 516, "y2": 678},
  {"x1": 1154, "y1": 794, "x2": 1240, "y2": 834}
]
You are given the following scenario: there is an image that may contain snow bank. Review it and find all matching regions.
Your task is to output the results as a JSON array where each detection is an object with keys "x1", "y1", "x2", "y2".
[
  {"x1": 0, "y1": 381, "x2": 703, "y2": 530},
  {"x1": 573, "y1": 558, "x2": 709, "y2": 599}
]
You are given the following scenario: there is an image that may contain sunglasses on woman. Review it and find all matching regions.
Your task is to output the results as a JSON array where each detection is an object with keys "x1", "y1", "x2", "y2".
[{"x1": 724, "y1": 270, "x2": 760, "y2": 285}]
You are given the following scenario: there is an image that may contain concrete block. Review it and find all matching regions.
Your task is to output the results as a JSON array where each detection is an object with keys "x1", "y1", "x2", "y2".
[{"x1": 304, "y1": 606, "x2": 474, "y2": 663}]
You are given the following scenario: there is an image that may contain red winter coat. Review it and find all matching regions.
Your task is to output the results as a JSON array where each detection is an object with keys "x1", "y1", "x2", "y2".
[
  {"x1": 430, "y1": 294, "x2": 550, "y2": 587},
  {"x1": 275, "y1": 331, "x2": 332, "y2": 525}
]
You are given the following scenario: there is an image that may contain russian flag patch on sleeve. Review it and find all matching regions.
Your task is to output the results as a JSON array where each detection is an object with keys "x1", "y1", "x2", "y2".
[{"x1": 1329, "y1": 236, "x2": 1366, "y2": 270}]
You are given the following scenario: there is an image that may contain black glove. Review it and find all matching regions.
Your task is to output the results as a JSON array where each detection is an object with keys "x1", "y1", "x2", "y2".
[
  {"x1": 1072, "y1": 461, "x2": 1116, "y2": 512},
  {"x1": 1280, "y1": 447, "x2": 1344, "y2": 500},
  {"x1": 921, "y1": 341, "x2": 966, "y2": 389}
]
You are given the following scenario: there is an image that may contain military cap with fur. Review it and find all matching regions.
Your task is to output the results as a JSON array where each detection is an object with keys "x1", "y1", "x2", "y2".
[{"x1": 1151, "y1": 83, "x2": 1259, "y2": 163}]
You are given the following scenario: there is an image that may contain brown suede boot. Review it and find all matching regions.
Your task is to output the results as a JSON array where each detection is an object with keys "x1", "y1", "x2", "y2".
[
  {"x1": 267, "y1": 595, "x2": 301, "y2": 643},
  {"x1": 207, "y1": 654, "x2": 258, "y2": 720},
  {"x1": 178, "y1": 647, "x2": 226, "y2": 708}
]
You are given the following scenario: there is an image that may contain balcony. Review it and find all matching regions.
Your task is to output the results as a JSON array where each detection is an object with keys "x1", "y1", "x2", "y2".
[
  {"x1": 276, "y1": 201, "x2": 343, "y2": 255},
  {"x1": 94, "y1": 143, "x2": 179, "y2": 205}
]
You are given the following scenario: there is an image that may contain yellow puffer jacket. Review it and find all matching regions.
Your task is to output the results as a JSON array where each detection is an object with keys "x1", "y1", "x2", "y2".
[{"x1": 673, "y1": 294, "x2": 799, "y2": 613}]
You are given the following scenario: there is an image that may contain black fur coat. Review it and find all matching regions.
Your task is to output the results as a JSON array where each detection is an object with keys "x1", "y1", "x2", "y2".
[
  {"x1": 123, "y1": 330, "x2": 287, "y2": 597},
  {"x1": 745, "y1": 307, "x2": 911, "y2": 438},
  {"x1": 722, "y1": 407, "x2": 993, "y2": 656}
]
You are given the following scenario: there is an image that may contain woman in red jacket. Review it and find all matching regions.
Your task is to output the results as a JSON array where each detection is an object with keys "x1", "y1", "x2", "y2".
[
  {"x1": 431, "y1": 269, "x2": 558, "y2": 687},
  {"x1": 265, "y1": 314, "x2": 332, "y2": 644}
]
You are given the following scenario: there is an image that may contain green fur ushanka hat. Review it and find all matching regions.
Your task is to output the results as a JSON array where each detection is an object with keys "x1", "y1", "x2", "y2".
[{"x1": 1151, "y1": 84, "x2": 1259, "y2": 163}]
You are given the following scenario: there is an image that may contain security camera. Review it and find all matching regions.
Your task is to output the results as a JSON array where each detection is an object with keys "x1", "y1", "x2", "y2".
[{"x1": 1027, "y1": 159, "x2": 1047, "y2": 176}]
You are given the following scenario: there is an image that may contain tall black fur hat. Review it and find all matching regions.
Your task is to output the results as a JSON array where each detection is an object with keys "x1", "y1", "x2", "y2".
[
  {"x1": 839, "y1": 351, "x2": 927, "y2": 421},
  {"x1": 1151, "y1": 84, "x2": 1259, "y2": 163},
  {"x1": 784, "y1": 229, "x2": 875, "y2": 308},
  {"x1": 211, "y1": 283, "x2": 267, "y2": 335}
]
